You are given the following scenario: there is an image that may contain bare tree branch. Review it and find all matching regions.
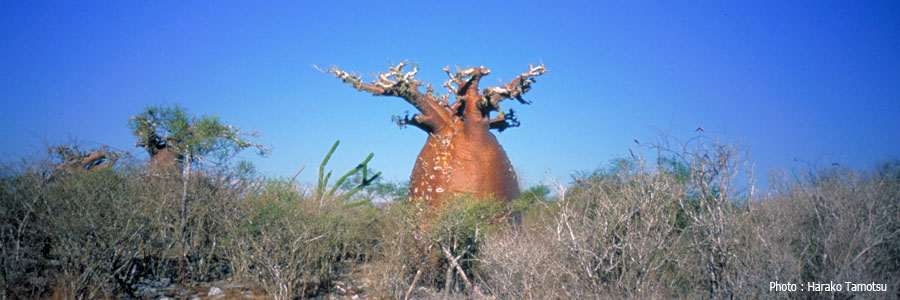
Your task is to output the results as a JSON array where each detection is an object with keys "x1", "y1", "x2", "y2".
[
  {"x1": 441, "y1": 65, "x2": 494, "y2": 123},
  {"x1": 443, "y1": 66, "x2": 490, "y2": 95},
  {"x1": 483, "y1": 63, "x2": 547, "y2": 109},
  {"x1": 323, "y1": 62, "x2": 545, "y2": 135},
  {"x1": 440, "y1": 243, "x2": 474, "y2": 292},
  {"x1": 320, "y1": 63, "x2": 452, "y2": 132}
]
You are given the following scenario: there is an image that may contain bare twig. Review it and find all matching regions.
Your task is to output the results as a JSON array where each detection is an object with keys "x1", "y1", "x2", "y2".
[{"x1": 440, "y1": 243, "x2": 473, "y2": 292}]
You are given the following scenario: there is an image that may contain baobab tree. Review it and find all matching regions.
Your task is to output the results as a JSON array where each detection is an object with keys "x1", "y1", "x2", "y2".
[
  {"x1": 323, "y1": 62, "x2": 546, "y2": 207},
  {"x1": 128, "y1": 104, "x2": 269, "y2": 170}
]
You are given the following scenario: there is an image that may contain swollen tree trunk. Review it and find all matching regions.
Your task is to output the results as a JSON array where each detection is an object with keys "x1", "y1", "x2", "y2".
[{"x1": 325, "y1": 63, "x2": 546, "y2": 207}]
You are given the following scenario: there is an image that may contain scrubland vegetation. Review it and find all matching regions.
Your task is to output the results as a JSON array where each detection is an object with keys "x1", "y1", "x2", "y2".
[{"x1": 1, "y1": 136, "x2": 898, "y2": 299}]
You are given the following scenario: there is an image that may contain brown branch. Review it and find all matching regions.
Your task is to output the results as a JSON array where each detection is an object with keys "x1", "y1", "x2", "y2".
[
  {"x1": 317, "y1": 65, "x2": 386, "y2": 95},
  {"x1": 321, "y1": 63, "x2": 451, "y2": 132},
  {"x1": 442, "y1": 66, "x2": 490, "y2": 97},
  {"x1": 392, "y1": 112, "x2": 431, "y2": 131},
  {"x1": 442, "y1": 66, "x2": 464, "y2": 90},
  {"x1": 483, "y1": 63, "x2": 547, "y2": 110},
  {"x1": 443, "y1": 66, "x2": 492, "y2": 123},
  {"x1": 425, "y1": 83, "x2": 451, "y2": 107}
]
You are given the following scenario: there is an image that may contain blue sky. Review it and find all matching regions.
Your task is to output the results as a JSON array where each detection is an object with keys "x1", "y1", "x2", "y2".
[{"x1": 2, "y1": 1, "x2": 898, "y2": 191}]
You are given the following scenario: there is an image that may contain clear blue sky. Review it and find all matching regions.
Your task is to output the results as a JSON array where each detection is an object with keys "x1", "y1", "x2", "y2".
[{"x1": 2, "y1": 1, "x2": 898, "y2": 190}]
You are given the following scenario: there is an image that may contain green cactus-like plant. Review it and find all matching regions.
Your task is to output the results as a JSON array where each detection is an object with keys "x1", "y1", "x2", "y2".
[{"x1": 315, "y1": 140, "x2": 382, "y2": 206}]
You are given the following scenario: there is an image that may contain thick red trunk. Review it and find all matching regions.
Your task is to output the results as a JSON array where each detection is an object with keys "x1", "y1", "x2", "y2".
[{"x1": 409, "y1": 120, "x2": 519, "y2": 207}]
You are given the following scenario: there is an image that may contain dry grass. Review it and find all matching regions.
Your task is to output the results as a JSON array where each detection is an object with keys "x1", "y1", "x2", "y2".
[
  {"x1": 1, "y1": 139, "x2": 898, "y2": 299},
  {"x1": 472, "y1": 138, "x2": 899, "y2": 299}
]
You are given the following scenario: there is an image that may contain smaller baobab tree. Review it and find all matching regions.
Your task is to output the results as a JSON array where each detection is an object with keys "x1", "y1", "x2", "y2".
[
  {"x1": 128, "y1": 104, "x2": 270, "y2": 171},
  {"x1": 128, "y1": 104, "x2": 269, "y2": 281},
  {"x1": 322, "y1": 62, "x2": 546, "y2": 209}
]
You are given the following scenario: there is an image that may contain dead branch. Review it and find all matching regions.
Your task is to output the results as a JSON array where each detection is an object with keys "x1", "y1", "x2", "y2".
[{"x1": 440, "y1": 243, "x2": 473, "y2": 292}]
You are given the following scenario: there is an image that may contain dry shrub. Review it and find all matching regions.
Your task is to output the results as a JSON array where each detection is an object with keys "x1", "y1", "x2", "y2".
[
  {"x1": 1, "y1": 162, "x2": 56, "y2": 299},
  {"x1": 477, "y1": 137, "x2": 898, "y2": 299},
  {"x1": 367, "y1": 201, "x2": 429, "y2": 298},
  {"x1": 3, "y1": 140, "x2": 898, "y2": 299},
  {"x1": 0, "y1": 154, "x2": 181, "y2": 299},
  {"x1": 477, "y1": 135, "x2": 757, "y2": 299},
  {"x1": 0, "y1": 145, "x2": 261, "y2": 299},
  {"x1": 220, "y1": 179, "x2": 379, "y2": 300},
  {"x1": 40, "y1": 167, "x2": 148, "y2": 298},
  {"x1": 1, "y1": 142, "x2": 383, "y2": 299},
  {"x1": 739, "y1": 161, "x2": 900, "y2": 299},
  {"x1": 368, "y1": 196, "x2": 506, "y2": 299},
  {"x1": 479, "y1": 159, "x2": 695, "y2": 299}
]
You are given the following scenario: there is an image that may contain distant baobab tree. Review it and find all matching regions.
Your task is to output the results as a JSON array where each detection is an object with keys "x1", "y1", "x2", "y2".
[{"x1": 128, "y1": 104, "x2": 269, "y2": 170}]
